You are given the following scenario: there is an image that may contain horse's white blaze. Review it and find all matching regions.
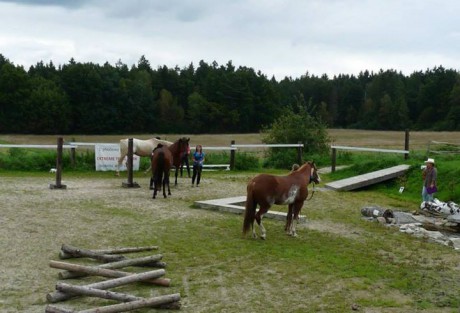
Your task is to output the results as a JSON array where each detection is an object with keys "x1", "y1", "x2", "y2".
[{"x1": 283, "y1": 184, "x2": 299, "y2": 204}]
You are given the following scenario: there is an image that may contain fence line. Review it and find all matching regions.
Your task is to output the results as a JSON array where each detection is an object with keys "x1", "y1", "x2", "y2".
[
  {"x1": 426, "y1": 140, "x2": 460, "y2": 155},
  {"x1": 330, "y1": 145, "x2": 410, "y2": 173},
  {"x1": 331, "y1": 145, "x2": 409, "y2": 154},
  {"x1": 69, "y1": 142, "x2": 99, "y2": 146},
  {"x1": 0, "y1": 144, "x2": 76, "y2": 149},
  {"x1": 231, "y1": 143, "x2": 304, "y2": 148}
]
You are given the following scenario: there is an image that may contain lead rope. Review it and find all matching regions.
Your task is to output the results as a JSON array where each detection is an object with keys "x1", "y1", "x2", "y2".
[{"x1": 307, "y1": 181, "x2": 316, "y2": 200}]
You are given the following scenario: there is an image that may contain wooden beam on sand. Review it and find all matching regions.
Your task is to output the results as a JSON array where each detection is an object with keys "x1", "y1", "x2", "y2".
[
  {"x1": 60, "y1": 244, "x2": 125, "y2": 263},
  {"x1": 50, "y1": 260, "x2": 170, "y2": 287},
  {"x1": 47, "y1": 269, "x2": 165, "y2": 303},
  {"x1": 59, "y1": 245, "x2": 159, "y2": 259},
  {"x1": 58, "y1": 254, "x2": 163, "y2": 279},
  {"x1": 45, "y1": 293, "x2": 181, "y2": 312}
]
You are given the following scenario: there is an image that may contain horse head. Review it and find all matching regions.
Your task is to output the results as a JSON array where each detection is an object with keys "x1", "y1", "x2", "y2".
[
  {"x1": 178, "y1": 137, "x2": 190, "y2": 155},
  {"x1": 309, "y1": 161, "x2": 321, "y2": 184}
]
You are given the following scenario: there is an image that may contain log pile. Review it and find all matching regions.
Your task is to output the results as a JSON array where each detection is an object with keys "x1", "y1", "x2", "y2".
[{"x1": 46, "y1": 244, "x2": 181, "y2": 312}]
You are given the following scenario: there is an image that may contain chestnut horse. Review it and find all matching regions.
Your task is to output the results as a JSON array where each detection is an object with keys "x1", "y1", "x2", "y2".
[
  {"x1": 150, "y1": 144, "x2": 172, "y2": 199},
  {"x1": 242, "y1": 161, "x2": 320, "y2": 239},
  {"x1": 149, "y1": 137, "x2": 190, "y2": 190}
]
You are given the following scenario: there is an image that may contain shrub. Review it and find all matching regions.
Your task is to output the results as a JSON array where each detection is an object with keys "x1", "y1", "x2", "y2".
[{"x1": 261, "y1": 104, "x2": 331, "y2": 168}]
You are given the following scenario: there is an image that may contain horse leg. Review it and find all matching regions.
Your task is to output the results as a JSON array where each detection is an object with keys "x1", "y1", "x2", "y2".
[
  {"x1": 290, "y1": 203, "x2": 304, "y2": 237},
  {"x1": 286, "y1": 204, "x2": 293, "y2": 235},
  {"x1": 162, "y1": 175, "x2": 167, "y2": 198},
  {"x1": 166, "y1": 173, "x2": 171, "y2": 196},
  {"x1": 152, "y1": 182, "x2": 157, "y2": 199},
  {"x1": 175, "y1": 169, "x2": 178, "y2": 186},
  {"x1": 116, "y1": 155, "x2": 125, "y2": 176},
  {"x1": 149, "y1": 177, "x2": 154, "y2": 190},
  {"x1": 255, "y1": 207, "x2": 268, "y2": 240}
]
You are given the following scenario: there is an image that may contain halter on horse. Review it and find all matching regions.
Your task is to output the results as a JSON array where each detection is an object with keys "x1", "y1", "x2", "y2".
[{"x1": 242, "y1": 161, "x2": 320, "y2": 240}]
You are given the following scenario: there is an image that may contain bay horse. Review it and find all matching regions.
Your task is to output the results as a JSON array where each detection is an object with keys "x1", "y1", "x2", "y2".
[
  {"x1": 150, "y1": 144, "x2": 172, "y2": 199},
  {"x1": 116, "y1": 137, "x2": 172, "y2": 176},
  {"x1": 149, "y1": 137, "x2": 190, "y2": 190},
  {"x1": 242, "y1": 161, "x2": 320, "y2": 240}
]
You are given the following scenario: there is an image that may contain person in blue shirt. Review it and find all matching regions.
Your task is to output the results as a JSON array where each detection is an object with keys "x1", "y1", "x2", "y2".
[{"x1": 192, "y1": 144, "x2": 205, "y2": 187}]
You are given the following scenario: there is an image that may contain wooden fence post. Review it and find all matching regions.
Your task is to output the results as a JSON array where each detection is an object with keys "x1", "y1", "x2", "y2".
[
  {"x1": 331, "y1": 147, "x2": 337, "y2": 173},
  {"x1": 70, "y1": 147, "x2": 76, "y2": 168},
  {"x1": 122, "y1": 138, "x2": 140, "y2": 188},
  {"x1": 297, "y1": 141, "x2": 302, "y2": 165},
  {"x1": 69, "y1": 137, "x2": 76, "y2": 168},
  {"x1": 404, "y1": 129, "x2": 410, "y2": 160},
  {"x1": 230, "y1": 140, "x2": 235, "y2": 170},
  {"x1": 49, "y1": 137, "x2": 66, "y2": 189}
]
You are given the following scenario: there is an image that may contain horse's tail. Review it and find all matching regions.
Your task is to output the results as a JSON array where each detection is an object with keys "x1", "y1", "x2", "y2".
[
  {"x1": 155, "y1": 151, "x2": 165, "y2": 185},
  {"x1": 243, "y1": 181, "x2": 257, "y2": 235}
]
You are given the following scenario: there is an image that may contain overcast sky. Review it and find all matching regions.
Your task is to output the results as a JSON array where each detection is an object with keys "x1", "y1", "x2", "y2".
[{"x1": 0, "y1": 0, "x2": 459, "y2": 80}]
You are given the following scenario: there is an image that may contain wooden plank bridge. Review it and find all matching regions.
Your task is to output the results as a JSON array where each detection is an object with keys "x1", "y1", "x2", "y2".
[{"x1": 324, "y1": 164, "x2": 411, "y2": 191}]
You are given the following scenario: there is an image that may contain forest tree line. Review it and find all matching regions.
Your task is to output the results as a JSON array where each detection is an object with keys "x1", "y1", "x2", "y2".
[{"x1": 0, "y1": 53, "x2": 459, "y2": 134}]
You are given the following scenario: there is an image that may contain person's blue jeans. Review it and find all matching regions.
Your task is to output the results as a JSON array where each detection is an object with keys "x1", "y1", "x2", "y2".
[{"x1": 422, "y1": 186, "x2": 434, "y2": 202}]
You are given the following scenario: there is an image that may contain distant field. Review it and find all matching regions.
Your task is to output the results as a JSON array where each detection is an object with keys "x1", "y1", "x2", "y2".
[{"x1": 1, "y1": 129, "x2": 459, "y2": 151}]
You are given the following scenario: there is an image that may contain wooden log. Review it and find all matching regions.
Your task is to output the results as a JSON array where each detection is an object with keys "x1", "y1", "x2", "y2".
[
  {"x1": 61, "y1": 244, "x2": 125, "y2": 263},
  {"x1": 78, "y1": 293, "x2": 180, "y2": 313},
  {"x1": 139, "y1": 260, "x2": 167, "y2": 268},
  {"x1": 58, "y1": 254, "x2": 163, "y2": 279},
  {"x1": 45, "y1": 299, "x2": 181, "y2": 313},
  {"x1": 45, "y1": 305, "x2": 75, "y2": 313},
  {"x1": 47, "y1": 269, "x2": 165, "y2": 303},
  {"x1": 50, "y1": 260, "x2": 171, "y2": 287},
  {"x1": 59, "y1": 245, "x2": 159, "y2": 259},
  {"x1": 56, "y1": 282, "x2": 140, "y2": 302}
]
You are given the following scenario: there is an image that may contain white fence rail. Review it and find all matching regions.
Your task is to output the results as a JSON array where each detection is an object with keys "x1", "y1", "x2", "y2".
[
  {"x1": 231, "y1": 143, "x2": 303, "y2": 148},
  {"x1": 330, "y1": 145, "x2": 410, "y2": 173},
  {"x1": 331, "y1": 145, "x2": 409, "y2": 154},
  {"x1": 0, "y1": 144, "x2": 76, "y2": 149}
]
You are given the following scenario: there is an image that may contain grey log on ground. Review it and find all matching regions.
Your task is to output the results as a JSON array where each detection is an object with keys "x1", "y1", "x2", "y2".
[
  {"x1": 45, "y1": 305, "x2": 76, "y2": 313},
  {"x1": 139, "y1": 260, "x2": 167, "y2": 268},
  {"x1": 56, "y1": 282, "x2": 140, "y2": 302},
  {"x1": 46, "y1": 269, "x2": 165, "y2": 303},
  {"x1": 79, "y1": 293, "x2": 181, "y2": 313},
  {"x1": 45, "y1": 294, "x2": 180, "y2": 313},
  {"x1": 59, "y1": 245, "x2": 159, "y2": 259},
  {"x1": 58, "y1": 254, "x2": 163, "y2": 279},
  {"x1": 50, "y1": 260, "x2": 171, "y2": 287},
  {"x1": 61, "y1": 244, "x2": 125, "y2": 263}
]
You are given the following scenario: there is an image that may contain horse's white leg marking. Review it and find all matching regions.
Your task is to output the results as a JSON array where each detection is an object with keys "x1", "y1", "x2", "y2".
[
  {"x1": 291, "y1": 221, "x2": 297, "y2": 237},
  {"x1": 259, "y1": 221, "x2": 266, "y2": 240}
]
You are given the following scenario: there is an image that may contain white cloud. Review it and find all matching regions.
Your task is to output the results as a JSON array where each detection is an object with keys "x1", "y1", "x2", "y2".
[{"x1": 0, "y1": 0, "x2": 459, "y2": 79}]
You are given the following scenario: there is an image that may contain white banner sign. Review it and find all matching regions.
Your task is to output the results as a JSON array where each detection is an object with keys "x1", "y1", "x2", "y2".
[{"x1": 95, "y1": 144, "x2": 140, "y2": 171}]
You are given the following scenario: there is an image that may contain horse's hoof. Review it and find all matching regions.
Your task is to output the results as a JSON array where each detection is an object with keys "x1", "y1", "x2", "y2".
[{"x1": 260, "y1": 235, "x2": 266, "y2": 240}]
